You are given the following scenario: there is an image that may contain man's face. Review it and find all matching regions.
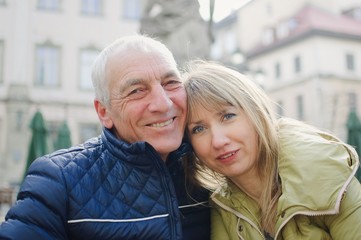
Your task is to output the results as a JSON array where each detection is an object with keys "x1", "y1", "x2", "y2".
[{"x1": 96, "y1": 49, "x2": 187, "y2": 161}]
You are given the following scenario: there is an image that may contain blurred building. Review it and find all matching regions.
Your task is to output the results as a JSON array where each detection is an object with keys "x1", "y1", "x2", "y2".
[
  {"x1": 212, "y1": 0, "x2": 361, "y2": 141},
  {"x1": 1, "y1": 0, "x2": 360, "y2": 188},
  {"x1": 140, "y1": 0, "x2": 211, "y2": 67},
  {"x1": 0, "y1": 0, "x2": 143, "y2": 186}
]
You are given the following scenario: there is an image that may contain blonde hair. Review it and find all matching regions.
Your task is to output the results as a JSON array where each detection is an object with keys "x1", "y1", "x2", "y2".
[{"x1": 183, "y1": 60, "x2": 281, "y2": 234}]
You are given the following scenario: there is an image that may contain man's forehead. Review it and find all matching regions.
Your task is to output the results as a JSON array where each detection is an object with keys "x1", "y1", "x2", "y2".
[
  {"x1": 106, "y1": 49, "x2": 180, "y2": 86},
  {"x1": 111, "y1": 48, "x2": 176, "y2": 68},
  {"x1": 120, "y1": 69, "x2": 180, "y2": 87}
]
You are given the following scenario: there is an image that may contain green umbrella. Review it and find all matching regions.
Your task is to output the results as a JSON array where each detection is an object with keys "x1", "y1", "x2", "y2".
[
  {"x1": 346, "y1": 110, "x2": 361, "y2": 182},
  {"x1": 24, "y1": 110, "x2": 48, "y2": 179},
  {"x1": 54, "y1": 121, "x2": 72, "y2": 150}
]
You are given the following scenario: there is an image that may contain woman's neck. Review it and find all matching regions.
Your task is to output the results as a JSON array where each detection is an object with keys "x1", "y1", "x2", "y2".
[{"x1": 230, "y1": 174, "x2": 263, "y2": 203}]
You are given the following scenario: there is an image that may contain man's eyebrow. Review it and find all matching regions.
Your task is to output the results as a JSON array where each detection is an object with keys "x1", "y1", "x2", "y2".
[
  {"x1": 119, "y1": 78, "x2": 143, "y2": 92},
  {"x1": 163, "y1": 70, "x2": 180, "y2": 80},
  {"x1": 119, "y1": 70, "x2": 180, "y2": 91}
]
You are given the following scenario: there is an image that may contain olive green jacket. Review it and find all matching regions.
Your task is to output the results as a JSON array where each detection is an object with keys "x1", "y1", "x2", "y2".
[{"x1": 210, "y1": 118, "x2": 361, "y2": 240}]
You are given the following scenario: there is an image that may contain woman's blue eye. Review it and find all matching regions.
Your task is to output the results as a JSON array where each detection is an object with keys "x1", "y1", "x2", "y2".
[
  {"x1": 223, "y1": 113, "x2": 236, "y2": 120},
  {"x1": 192, "y1": 125, "x2": 204, "y2": 134}
]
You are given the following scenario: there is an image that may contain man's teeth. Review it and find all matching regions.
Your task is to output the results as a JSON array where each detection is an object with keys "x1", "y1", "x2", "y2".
[{"x1": 150, "y1": 119, "x2": 173, "y2": 127}]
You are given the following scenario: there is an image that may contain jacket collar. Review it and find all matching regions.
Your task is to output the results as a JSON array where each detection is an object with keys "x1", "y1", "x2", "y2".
[{"x1": 101, "y1": 128, "x2": 191, "y2": 166}]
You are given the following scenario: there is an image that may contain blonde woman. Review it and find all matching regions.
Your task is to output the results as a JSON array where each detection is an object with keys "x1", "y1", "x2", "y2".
[{"x1": 183, "y1": 60, "x2": 361, "y2": 240}]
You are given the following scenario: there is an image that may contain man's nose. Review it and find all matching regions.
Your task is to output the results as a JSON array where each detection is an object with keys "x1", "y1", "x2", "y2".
[{"x1": 148, "y1": 85, "x2": 172, "y2": 112}]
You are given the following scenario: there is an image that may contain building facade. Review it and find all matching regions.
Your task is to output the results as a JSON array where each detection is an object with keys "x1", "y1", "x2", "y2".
[
  {"x1": 211, "y1": 0, "x2": 361, "y2": 142},
  {"x1": 0, "y1": 0, "x2": 143, "y2": 186}
]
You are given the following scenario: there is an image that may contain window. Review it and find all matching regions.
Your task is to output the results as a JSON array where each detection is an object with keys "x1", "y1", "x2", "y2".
[
  {"x1": 294, "y1": 55, "x2": 301, "y2": 73},
  {"x1": 275, "y1": 62, "x2": 281, "y2": 80},
  {"x1": 296, "y1": 95, "x2": 304, "y2": 120},
  {"x1": 354, "y1": 8, "x2": 361, "y2": 20},
  {"x1": 122, "y1": 0, "x2": 142, "y2": 20},
  {"x1": 276, "y1": 18, "x2": 298, "y2": 39},
  {"x1": 35, "y1": 44, "x2": 60, "y2": 87},
  {"x1": 15, "y1": 110, "x2": 24, "y2": 132},
  {"x1": 79, "y1": 123, "x2": 101, "y2": 143},
  {"x1": 276, "y1": 22, "x2": 289, "y2": 39},
  {"x1": 47, "y1": 121, "x2": 61, "y2": 150},
  {"x1": 262, "y1": 28, "x2": 275, "y2": 45},
  {"x1": 346, "y1": 53, "x2": 355, "y2": 71},
  {"x1": 348, "y1": 92, "x2": 357, "y2": 111},
  {"x1": 81, "y1": 0, "x2": 102, "y2": 15},
  {"x1": 266, "y1": 3, "x2": 272, "y2": 16},
  {"x1": 37, "y1": 0, "x2": 60, "y2": 11},
  {"x1": 0, "y1": 40, "x2": 3, "y2": 84},
  {"x1": 343, "y1": 7, "x2": 361, "y2": 21},
  {"x1": 79, "y1": 48, "x2": 99, "y2": 90}
]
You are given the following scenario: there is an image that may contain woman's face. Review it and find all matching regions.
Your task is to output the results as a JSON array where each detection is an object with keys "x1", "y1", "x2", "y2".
[{"x1": 187, "y1": 104, "x2": 259, "y2": 182}]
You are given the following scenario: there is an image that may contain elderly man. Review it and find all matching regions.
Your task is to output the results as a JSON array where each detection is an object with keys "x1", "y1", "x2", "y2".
[{"x1": 0, "y1": 35, "x2": 210, "y2": 240}]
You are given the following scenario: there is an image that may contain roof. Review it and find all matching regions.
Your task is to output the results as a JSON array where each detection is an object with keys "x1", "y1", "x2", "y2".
[
  {"x1": 247, "y1": 5, "x2": 361, "y2": 58},
  {"x1": 293, "y1": 5, "x2": 361, "y2": 36}
]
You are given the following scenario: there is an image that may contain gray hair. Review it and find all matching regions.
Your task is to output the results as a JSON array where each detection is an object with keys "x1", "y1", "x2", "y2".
[{"x1": 91, "y1": 35, "x2": 177, "y2": 106}]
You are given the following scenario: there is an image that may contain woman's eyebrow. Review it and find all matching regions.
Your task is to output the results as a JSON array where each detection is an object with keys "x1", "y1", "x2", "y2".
[{"x1": 187, "y1": 115, "x2": 205, "y2": 125}]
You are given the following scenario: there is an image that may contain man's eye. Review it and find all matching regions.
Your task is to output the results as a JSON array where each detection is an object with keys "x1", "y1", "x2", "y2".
[
  {"x1": 125, "y1": 87, "x2": 147, "y2": 99},
  {"x1": 129, "y1": 89, "x2": 141, "y2": 95},
  {"x1": 164, "y1": 80, "x2": 182, "y2": 89},
  {"x1": 191, "y1": 125, "x2": 205, "y2": 134},
  {"x1": 128, "y1": 87, "x2": 144, "y2": 95}
]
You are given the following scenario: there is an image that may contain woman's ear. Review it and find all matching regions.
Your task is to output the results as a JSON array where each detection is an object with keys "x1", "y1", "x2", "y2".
[{"x1": 94, "y1": 100, "x2": 113, "y2": 129}]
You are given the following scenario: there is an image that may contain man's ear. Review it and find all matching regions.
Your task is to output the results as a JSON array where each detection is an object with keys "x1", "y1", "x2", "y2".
[{"x1": 94, "y1": 100, "x2": 113, "y2": 129}]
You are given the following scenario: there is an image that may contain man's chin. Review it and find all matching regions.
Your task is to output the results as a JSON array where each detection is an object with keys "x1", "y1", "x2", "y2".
[{"x1": 152, "y1": 140, "x2": 182, "y2": 159}]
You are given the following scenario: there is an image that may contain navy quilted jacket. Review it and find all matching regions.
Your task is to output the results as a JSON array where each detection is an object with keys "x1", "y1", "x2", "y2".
[{"x1": 0, "y1": 128, "x2": 210, "y2": 240}]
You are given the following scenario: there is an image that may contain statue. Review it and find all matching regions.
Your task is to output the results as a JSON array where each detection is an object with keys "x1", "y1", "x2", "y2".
[{"x1": 140, "y1": 0, "x2": 211, "y2": 66}]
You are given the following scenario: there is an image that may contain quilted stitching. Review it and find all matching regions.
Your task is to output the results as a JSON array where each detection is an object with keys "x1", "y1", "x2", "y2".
[{"x1": 47, "y1": 141, "x2": 170, "y2": 221}]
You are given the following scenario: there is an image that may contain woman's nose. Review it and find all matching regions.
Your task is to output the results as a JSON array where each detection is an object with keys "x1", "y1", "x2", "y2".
[{"x1": 211, "y1": 127, "x2": 230, "y2": 149}]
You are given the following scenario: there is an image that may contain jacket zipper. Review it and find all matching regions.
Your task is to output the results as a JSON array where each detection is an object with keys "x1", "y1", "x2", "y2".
[
  {"x1": 211, "y1": 196, "x2": 265, "y2": 240},
  {"x1": 150, "y1": 149, "x2": 179, "y2": 240}
]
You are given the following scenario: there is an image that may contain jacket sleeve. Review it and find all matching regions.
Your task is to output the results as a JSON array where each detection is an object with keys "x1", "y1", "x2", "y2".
[
  {"x1": 327, "y1": 177, "x2": 361, "y2": 239},
  {"x1": 0, "y1": 156, "x2": 69, "y2": 240}
]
